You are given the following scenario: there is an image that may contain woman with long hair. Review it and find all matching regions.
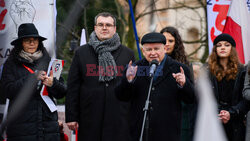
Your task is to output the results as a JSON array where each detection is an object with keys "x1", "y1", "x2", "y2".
[
  {"x1": 160, "y1": 26, "x2": 189, "y2": 65},
  {"x1": 208, "y1": 33, "x2": 248, "y2": 141},
  {"x1": 160, "y1": 26, "x2": 196, "y2": 141}
]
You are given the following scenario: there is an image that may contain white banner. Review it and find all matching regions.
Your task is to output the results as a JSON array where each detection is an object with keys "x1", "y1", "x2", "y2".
[
  {"x1": 207, "y1": 0, "x2": 231, "y2": 53},
  {"x1": 0, "y1": 0, "x2": 57, "y2": 67}
]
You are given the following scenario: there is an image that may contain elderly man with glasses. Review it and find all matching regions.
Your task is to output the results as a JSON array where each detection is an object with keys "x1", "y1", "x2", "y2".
[{"x1": 115, "y1": 32, "x2": 195, "y2": 141}]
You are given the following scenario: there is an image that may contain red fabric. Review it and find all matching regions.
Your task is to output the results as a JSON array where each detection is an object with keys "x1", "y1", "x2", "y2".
[
  {"x1": 75, "y1": 129, "x2": 78, "y2": 141},
  {"x1": 22, "y1": 64, "x2": 35, "y2": 74},
  {"x1": 223, "y1": 16, "x2": 245, "y2": 64},
  {"x1": 62, "y1": 60, "x2": 65, "y2": 67},
  {"x1": 42, "y1": 86, "x2": 48, "y2": 96},
  {"x1": 60, "y1": 133, "x2": 69, "y2": 141}
]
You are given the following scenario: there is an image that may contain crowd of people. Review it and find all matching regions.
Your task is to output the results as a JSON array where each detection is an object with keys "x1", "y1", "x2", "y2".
[{"x1": 0, "y1": 11, "x2": 250, "y2": 141}]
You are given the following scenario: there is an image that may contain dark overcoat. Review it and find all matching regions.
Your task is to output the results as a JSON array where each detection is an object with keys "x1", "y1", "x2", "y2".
[
  {"x1": 209, "y1": 66, "x2": 248, "y2": 141},
  {"x1": 1, "y1": 47, "x2": 66, "y2": 141},
  {"x1": 65, "y1": 44, "x2": 135, "y2": 141},
  {"x1": 115, "y1": 56, "x2": 195, "y2": 141}
]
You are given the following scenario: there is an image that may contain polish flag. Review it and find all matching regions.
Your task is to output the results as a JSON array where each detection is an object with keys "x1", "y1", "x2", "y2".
[{"x1": 223, "y1": 0, "x2": 250, "y2": 64}]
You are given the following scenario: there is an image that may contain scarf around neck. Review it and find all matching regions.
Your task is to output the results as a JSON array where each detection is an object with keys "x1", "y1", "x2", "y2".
[
  {"x1": 88, "y1": 31, "x2": 121, "y2": 82},
  {"x1": 19, "y1": 50, "x2": 43, "y2": 63}
]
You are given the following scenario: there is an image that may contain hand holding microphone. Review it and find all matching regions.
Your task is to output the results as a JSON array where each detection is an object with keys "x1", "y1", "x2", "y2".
[
  {"x1": 35, "y1": 70, "x2": 54, "y2": 89},
  {"x1": 35, "y1": 70, "x2": 46, "y2": 90}
]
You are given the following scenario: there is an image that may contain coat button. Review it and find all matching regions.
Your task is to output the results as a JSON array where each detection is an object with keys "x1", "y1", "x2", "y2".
[
  {"x1": 106, "y1": 83, "x2": 109, "y2": 87},
  {"x1": 152, "y1": 87, "x2": 155, "y2": 91}
]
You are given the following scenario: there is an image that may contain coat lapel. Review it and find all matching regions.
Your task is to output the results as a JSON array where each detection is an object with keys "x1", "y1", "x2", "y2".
[
  {"x1": 112, "y1": 45, "x2": 123, "y2": 61},
  {"x1": 153, "y1": 56, "x2": 174, "y2": 86}
]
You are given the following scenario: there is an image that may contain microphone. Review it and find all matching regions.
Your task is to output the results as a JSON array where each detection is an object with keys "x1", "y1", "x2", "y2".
[
  {"x1": 149, "y1": 59, "x2": 159, "y2": 77},
  {"x1": 35, "y1": 70, "x2": 44, "y2": 90}
]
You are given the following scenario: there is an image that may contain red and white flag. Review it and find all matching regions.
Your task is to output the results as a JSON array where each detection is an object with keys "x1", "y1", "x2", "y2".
[
  {"x1": 223, "y1": 0, "x2": 250, "y2": 64},
  {"x1": 207, "y1": 0, "x2": 231, "y2": 53}
]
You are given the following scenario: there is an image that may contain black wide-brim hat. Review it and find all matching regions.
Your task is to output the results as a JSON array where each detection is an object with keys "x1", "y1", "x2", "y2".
[{"x1": 11, "y1": 23, "x2": 47, "y2": 45}]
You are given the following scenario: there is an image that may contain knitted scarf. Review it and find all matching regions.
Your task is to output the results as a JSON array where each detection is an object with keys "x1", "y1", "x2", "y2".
[
  {"x1": 19, "y1": 50, "x2": 43, "y2": 63},
  {"x1": 88, "y1": 31, "x2": 120, "y2": 82}
]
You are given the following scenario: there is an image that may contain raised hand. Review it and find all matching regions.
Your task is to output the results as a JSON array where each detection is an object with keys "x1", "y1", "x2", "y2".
[
  {"x1": 172, "y1": 67, "x2": 186, "y2": 87},
  {"x1": 126, "y1": 60, "x2": 137, "y2": 82}
]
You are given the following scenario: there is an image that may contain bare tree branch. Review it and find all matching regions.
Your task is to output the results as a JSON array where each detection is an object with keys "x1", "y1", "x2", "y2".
[
  {"x1": 187, "y1": 44, "x2": 206, "y2": 57},
  {"x1": 115, "y1": 0, "x2": 127, "y2": 44},
  {"x1": 56, "y1": 0, "x2": 90, "y2": 49},
  {"x1": 57, "y1": 22, "x2": 81, "y2": 40},
  {"x1": 135, "y1": 5, "x2": 202, "y2": 21}
]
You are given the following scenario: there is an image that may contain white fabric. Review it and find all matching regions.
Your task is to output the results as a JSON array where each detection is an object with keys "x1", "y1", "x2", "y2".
[{"x1": 193, "y1": 70, "x2": 227, "y2": 141}]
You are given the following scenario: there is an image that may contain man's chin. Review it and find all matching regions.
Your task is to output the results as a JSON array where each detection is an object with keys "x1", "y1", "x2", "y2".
[
  {"x1": 99, "y1": 36, "x2": 111, "y2": 41},
  {"x1": 149, "y1": 58, "x2": 159, "y2": 62}
]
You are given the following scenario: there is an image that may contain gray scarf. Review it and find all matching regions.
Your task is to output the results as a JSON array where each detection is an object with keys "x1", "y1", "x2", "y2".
[
  {"x1": 88, "y1": 31, "x2": 120, "y2": 82},
  {"x1": 19, "y1": 50, "x2": 43, "y2": 63}
]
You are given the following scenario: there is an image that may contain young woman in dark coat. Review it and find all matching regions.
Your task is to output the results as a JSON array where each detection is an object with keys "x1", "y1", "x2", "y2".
[
  {"x1": 160, "y1": 26, "x2": 197, "y2": 141},
  {"x1": 0, "y1": 23, "x2": 66, "y2": 141},
  {"x1": 207, "y1": 33, "x2": 248, "y2": 141}
]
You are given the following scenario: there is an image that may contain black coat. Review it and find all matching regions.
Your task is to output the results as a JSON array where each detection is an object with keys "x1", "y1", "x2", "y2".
[
  {"x1": 209, "y1": 66, "x2": 248, "y2": 141},
  {"x1": 115, "y1": 56, "x2": 195, "y2": 141},
  {"x1": 65, "y1": 44, "x2": 135, "y2": 141},
  {"x1": 1, "y1": 47, "x2": 66, "y2": 141}
]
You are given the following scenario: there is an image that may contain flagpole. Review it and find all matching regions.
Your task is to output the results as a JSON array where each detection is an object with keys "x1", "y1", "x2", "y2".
[{"x1": 128, "y1": 0, "x2": 142, "y2": 59}]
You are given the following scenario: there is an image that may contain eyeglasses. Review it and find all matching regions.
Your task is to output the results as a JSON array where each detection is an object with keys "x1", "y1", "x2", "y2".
[
  {"x1": 95, "y1": 23, "x2": 115, "y2": 29},
  {"x1": 23, "y1": 38, "x2": 39, "y2": 44}
]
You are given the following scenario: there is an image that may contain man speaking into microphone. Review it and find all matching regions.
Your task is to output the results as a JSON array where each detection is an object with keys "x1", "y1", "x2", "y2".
[{"x1": 115, "y1": 32, "x2": 195, "y2": 141}]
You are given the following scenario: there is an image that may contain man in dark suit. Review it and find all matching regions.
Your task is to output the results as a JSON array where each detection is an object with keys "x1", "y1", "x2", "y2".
[
  {"x1": 66, "y1": 12, "x2": 135, "y2": 141},
  {"x1": 116, "y1": 32, "x2": 195, "y2": 141}
]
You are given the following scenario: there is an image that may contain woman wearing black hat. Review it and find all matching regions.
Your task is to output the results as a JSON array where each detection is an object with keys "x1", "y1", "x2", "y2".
[
  {"x1": 0, "y1": 23, "x2": 66, "y2": 141},
  {"x1": 207, "y1": 33, "x2": 248, "y2": 141}
]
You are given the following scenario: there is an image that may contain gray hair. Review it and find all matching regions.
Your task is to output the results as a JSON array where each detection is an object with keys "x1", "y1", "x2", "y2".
[{"x1": 94, "y1": 12, "x2": 116, "y2": 26}]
